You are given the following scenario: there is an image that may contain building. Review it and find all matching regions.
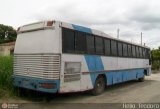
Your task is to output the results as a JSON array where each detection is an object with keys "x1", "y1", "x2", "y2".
[{"x1": 0, "y1": 41, "x2": 15, "y2": 56}]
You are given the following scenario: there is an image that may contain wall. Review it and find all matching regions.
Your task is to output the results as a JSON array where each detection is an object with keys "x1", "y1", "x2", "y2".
[{"x1": 0, "y1": 42, "x2": 15, "y2": 56}]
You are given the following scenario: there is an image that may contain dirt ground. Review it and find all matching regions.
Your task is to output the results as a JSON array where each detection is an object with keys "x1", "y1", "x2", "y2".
[{"x1": 0, "y1": 73, "x2": 160, "y2": 109}]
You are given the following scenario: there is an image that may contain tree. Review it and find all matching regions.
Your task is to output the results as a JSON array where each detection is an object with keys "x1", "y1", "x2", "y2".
[
  {"x1": 0, "y1": 24, "x2": 17, "y2": 44},
  {"x1": 151, "y1": 49, "x2": 160, "y2": 70}
]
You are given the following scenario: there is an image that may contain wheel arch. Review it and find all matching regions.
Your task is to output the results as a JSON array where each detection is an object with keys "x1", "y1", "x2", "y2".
[
  {"x1": 96, "y1": 74, "x2": 107, "y2": 85},
  {"x1": 144, "y1": 69, "x2": 147, "y2": 76}
]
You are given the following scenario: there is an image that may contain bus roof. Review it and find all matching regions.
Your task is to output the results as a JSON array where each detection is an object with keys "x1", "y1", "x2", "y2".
[{"x1": 18, "y1": 20, "x2": 150, "y2": 49}]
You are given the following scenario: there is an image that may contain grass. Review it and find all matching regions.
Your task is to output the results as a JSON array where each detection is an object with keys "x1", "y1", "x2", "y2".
[
  {"x1": 0, "y1": 55, "x2": 51, "y2": 101},
  {"x1": 152, "y1": 61, "x2": 160, "y2": 70},
  {"x1": 0, "y1": 56, "x2": 16, "y2": 99}
]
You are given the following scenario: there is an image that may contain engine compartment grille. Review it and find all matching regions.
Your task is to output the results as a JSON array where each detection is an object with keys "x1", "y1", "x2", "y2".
[{"x1": 14, "y1": 54, "x2": 60, "y2": 79}]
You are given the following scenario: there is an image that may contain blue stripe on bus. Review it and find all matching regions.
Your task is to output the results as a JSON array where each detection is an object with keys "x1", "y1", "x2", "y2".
[
  {"x1": 104, "y1": 69, "x2": 145, "y2": 85},
  {"x1": 13, "y1": 75, "x2": 60, "y2": 93},
  {"x1": 72, "y1": 24, "x2": 92, "y2": 34},
  {"x1": 94, "y1": 69, "x2": 145, "y2": 85},
  {"x1": 84, "y1": 55, "x2": 104, "y2": 71},
  {"x1": 84, "y1": 55, "x2": 104, "y2": 85}
]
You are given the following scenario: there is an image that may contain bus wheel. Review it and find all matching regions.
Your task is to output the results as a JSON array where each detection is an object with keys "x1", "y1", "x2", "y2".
[
  {"x1": 92, "y1": 75, "x2": 105, "y2": 95},
  {"x1": 138, "y1": 76, "x2": 145, "y2": 82}
]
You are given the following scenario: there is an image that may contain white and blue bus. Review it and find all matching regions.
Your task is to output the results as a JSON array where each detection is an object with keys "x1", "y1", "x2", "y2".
[{"x1": 13, "y1": 20, "x2": 151, "y2": 95}]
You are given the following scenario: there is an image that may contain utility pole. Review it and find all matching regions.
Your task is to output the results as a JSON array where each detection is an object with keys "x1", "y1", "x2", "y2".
[
  {"x1": 117, "y1": 28, "x2": 119, "y2": 39},
  {"x1": 141, "y1": 32, "x2": 142, "y2": 45}
]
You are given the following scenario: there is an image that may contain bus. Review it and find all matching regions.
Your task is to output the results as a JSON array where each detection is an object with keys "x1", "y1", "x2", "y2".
[{"x1": 13, "y1": 20, "x2": 151, "y2": 95}]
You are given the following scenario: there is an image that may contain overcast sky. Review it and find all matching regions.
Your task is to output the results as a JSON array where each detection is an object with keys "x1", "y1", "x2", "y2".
[{"x1": 0, "y1": 0, "x2": 160, "y2": 49}]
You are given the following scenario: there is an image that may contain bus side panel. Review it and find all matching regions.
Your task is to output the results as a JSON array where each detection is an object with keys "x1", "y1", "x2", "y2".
[
  {"x1": 105, "y1": 72, "x2": 113, "y2": 85},
  {"x1": 112, "y1": 72, "x2": 119, "y2": 84},
  {"x1": 105, "y1": 69, "x2": 141, "y2": 86},
  {"x1": 84, "y1": 55, "x2": 104, "y2": 86},
  {"x1": 122, "y1": 71, "x2": 128, "y2": 82},
  {"x1": 100, "y1": 57, "x2": 148, "y2": 86},
  {"x1": 60, "y1": 54, "x2": 93, "y2": 93},
  {"x1": 136, "y1": 69, "x2": 145, "y2": 78},
  {"x1": 60, "y1": 54, "x2": 150, "y2": 93}
]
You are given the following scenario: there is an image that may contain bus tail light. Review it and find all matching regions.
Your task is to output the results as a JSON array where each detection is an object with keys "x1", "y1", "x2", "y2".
[
  {"x1": 47, "y1": 21, "x2": 54, "y2": 26},
  {"x1": 40, "y1": 83, "x2": 56, "y2": 89}
]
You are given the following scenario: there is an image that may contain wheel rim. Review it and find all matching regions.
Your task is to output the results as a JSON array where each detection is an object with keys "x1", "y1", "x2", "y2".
[{"x1": 96, "y1": 78, "x2": 105, "y2": 93}]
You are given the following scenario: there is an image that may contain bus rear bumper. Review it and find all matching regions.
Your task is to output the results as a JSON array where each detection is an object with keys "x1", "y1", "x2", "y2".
[{"x1": 12, "y1": 75, "x2": 60, "y2": 93}]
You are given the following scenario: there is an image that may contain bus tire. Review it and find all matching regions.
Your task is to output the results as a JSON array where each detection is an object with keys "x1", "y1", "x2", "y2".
[
  {"x1": 92, "y1": 75, "x2": 105, "y2": 95},
  {"x1": 138, "y1": 76, "x2": 145, "y2": 82}
]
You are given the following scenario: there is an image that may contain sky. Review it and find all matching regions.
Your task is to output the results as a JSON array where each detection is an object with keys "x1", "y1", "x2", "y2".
[{"x1": 0, "y1": 0, "x2": 160, "y2": 49}]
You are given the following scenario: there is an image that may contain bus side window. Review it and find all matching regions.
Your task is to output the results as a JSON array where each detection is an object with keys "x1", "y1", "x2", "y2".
[
  {"x1": 123, "y1": 43, "x2": 128, "y2": 57},
  {"x1": 86, "y1": 35, "x2": 95, "y2": 54},
  {"x1": 62, "y1": 28, "x2": 75, "y2": 53},
  {"x1": 128, "y1": 44, "x2": 132, "y2": 57},
  {"x1": 95, "y1": 36, "x2": 104, "y2": 55},
  {"x1": 75, "y1": 31, "x2": 86, "y2": 53},
  {"x1": 111, "y1": 40, "x2": 117, "y2": 56},
  {"x1": 146, "y1": 49, "x2": 150, "y2": 59},
  {"x1": 145, "y1": 48, "x2": 148, "y2": 59},
  {"x1": 139, "y1": 47, "x2": 143, "y2": 58},
  {"x1": 132, "y1": 45, "x2": 136, "y2": 58},
  {"x1": 142, "y1": 48, "x2": 146, "y2": 58},
  {"x1": 104, "y1": 39, "x2": 111, "y2": 56},
  {"x1": 136, "y1": 46, "x2": 140, "y2": 58},
  {"x1": 118, "y1": 42, "x2": 123, "y2": 57}
]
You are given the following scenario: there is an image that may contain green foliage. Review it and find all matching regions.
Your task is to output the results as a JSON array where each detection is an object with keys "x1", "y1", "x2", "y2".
[
  {"x1": 0, "y1": 56, "x2": 15, "y2": 98},
  {"x1": 0, "y1": 24, "x2": 17, "y2": 44},
  {"x1": 151, "y1": 49, "x2": 160, "y2": 70}
]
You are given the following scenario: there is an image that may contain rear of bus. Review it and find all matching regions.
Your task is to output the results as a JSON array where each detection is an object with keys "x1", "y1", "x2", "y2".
[{"x1": 13, "y1": 21, "x2": 61, "y2": 93}]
